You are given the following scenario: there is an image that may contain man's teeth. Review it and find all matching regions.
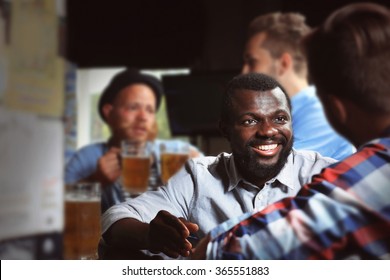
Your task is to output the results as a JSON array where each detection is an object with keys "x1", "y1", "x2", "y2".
[{"x1": 258, "y1": 144, "x2": 278, "y2": 151}]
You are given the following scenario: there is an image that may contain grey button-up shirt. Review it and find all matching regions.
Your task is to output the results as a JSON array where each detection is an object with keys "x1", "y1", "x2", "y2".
[{"x1": 102, "y1": 150, "x2": 336, "y2": 239}]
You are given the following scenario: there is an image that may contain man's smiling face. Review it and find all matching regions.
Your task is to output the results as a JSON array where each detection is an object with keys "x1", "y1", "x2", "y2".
[{"x1": 224, "y1": 87, "x2": 293, "y2": 185}]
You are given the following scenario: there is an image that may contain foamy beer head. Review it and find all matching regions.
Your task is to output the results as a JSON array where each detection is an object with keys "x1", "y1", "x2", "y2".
[
  {"x1": 63, "y1": 183, "x2": 101, "y2": 260},
  {"x1": 121, "y1": 140, "x2": 152, "y2": 195},
  {"x1": 160, "y1": 142, "x2": 190, "y2": 184}
]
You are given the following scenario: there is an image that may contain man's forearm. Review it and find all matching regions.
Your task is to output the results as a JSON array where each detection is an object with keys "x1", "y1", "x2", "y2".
[{"x1": 103, "y1": 218, "x2": 150, "y2": 250}]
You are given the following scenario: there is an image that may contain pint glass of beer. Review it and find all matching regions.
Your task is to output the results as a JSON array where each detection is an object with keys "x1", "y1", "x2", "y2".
[
  {"x1": 160, "y1": 142, "x2": 190, "y2": 184},
  {"x1": 121, "y1": 140, "x2": 152, "y2": 195},
  {"x1": 63, "y1": 182, "x2": 101, "y2": 260}
]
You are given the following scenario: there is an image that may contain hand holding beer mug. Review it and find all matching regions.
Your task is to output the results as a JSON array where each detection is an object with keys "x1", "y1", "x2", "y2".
[
  {"x1": 63, "y1": 182, "x2": 101, "y2": 260},
  {"x1": 121, "y1": 140, "x2": 153, "y2": 195},
  {"x1": 160, "y1": 142, "x2": 190, "y2": 184}
]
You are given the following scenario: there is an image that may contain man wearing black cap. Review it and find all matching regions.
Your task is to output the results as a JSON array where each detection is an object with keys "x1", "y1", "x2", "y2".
[
  {"x1": 97, "y1": 68, "x2": 163, "y2": 144},
  {"x1": 65, "y1": 68, "x2": 200, "y2": 213}
]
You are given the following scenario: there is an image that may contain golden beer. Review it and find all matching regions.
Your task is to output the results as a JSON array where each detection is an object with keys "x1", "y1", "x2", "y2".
[
  {"x1": 63, "y1": 198, "x2": 101, "y2": 260},
  {"x1": 122, "y1": 156, "x2": 151, "y2": 194},
  {"x1": 161, "y1": 153, "x2": 189, "y2": 184}
]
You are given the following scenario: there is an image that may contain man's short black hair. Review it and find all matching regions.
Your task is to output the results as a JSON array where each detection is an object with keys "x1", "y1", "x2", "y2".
[
  {"x1": 98, "y1": 68, "x2": 163, "y2": 122},
  {"x1": 220, "y1": 73, "x2": 291, "y2": 123}
]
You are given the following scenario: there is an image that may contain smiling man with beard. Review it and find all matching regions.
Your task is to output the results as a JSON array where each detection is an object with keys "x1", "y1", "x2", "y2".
[
  {"x1": 100, "y1": 73, "x2": 336, "y2": 259},
  {"x1": 220, "y1": 75, "x2": 294, "y2": 186}
]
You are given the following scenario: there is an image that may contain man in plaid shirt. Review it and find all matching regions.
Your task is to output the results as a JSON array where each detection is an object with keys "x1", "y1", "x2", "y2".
[{"x1": 194, "y1": 2, "x2": 390, "y2": 260}]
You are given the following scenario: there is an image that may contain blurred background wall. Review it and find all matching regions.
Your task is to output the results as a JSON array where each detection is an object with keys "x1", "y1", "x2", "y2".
[{"x1": 0, "y1": 0, "x2": 389, "y2": 259}]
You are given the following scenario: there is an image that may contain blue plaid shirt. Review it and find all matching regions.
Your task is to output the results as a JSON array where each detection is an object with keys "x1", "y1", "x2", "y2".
[{"x1": 207, "y1": 137, "x2": 390, "y2": 259}]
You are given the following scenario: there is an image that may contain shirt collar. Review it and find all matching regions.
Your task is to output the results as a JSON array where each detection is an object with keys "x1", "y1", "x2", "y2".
[
  {"x1": 269, "y1": 151, "x2": 295, "y2": 190},
  {"x1": 226, "y1": 154, "x2": 241, "y2": 192},
  {"x1": 226, "y1": 152, "x2": 295, "y2": 192}
]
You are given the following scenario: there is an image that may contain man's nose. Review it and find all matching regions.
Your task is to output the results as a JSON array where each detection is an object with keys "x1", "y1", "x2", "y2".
[
  {"x1": 256, "y1": 121, "x2": 278, "y2": 138},
  {"x1": 136, "y1": 108, "x2": 149, "y2": 120}
]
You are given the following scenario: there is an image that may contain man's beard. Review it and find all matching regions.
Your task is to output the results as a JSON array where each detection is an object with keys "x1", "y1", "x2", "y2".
[{"x1": 234, "y1": 137, "x2": 293, "y2": 183}]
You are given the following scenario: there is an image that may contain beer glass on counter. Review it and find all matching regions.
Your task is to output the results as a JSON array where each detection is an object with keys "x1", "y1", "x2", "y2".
[
  {"x1": 121, "y1": 140, "x2": 153, "y2": 195},
  {"x1": 63, "y1": 182, "x2": 101, "y2": 260},
  {"x1": 160, "y1": 142, "x2": 190, "y2": 184}
]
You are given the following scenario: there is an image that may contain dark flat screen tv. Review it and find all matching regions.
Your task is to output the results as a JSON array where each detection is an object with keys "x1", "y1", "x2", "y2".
[{"x1": 162, "y1": 72, "x2": 237, "y2": 136}]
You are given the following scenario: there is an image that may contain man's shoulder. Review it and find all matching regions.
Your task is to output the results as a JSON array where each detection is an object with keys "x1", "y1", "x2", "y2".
[
  {"x1": 185, "y1": 153, "x2": 232, "y2": 185},
  {"x1": 65, "y1": 142, "x2": 107, "y2": 184},
  {"x1": 190, "y1": 152, "x2": 230, "y2": 166},
  {"x1": 70, "y1": 142, "x2": 107, "y2": 160},
  {"x1": 292, "y1": 86, "x2": 320, "y2": 107},
  {"x1": 187, "y1": 153, "x2": 232, "y2": 174},
  {"x1": 77, "y1": 142, "x2": 106, "y2": 153},
  {"x1": 283, "y1": 149, "x2": 337, "y2": 185},
  {"x1": 292, "y1": 149, "x2": 338, "y2": 166}
]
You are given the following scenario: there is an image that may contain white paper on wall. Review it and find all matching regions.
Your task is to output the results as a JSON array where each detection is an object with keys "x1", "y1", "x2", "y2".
[{"x1": 0, "y1": 107, "x2": 64, "y2": 241}]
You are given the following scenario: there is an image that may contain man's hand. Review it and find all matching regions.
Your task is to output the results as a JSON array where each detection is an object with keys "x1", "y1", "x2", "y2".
[
  {"x1": 93, "y1": 147, "x2": 121, "y2": 186},
  {"x1": 147, "y1": 210, "x2": 199, "y2": 258},
  {"x1": 191, "y1": 234, "x2": 211, "y2": 259}
]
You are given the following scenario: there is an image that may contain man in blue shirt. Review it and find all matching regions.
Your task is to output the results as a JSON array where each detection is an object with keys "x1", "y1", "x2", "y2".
[
  {"x1": 65, "y1": 69, "x2": 201, "y2": 213},
  {"x1": 242, "y1": 12, "x2": 355, "y2": 160}
]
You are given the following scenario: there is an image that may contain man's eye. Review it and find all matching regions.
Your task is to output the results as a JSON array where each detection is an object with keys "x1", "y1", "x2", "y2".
[
  {"x1": 242, "y1": 119, "x2": 257, "y2": 126},
  {"x1": 124, "y1": 104, "x2": 138, "y2": 111},
  {"x1": 146, "y1": 107, "x2": 156, "y2": 114},
  {"x1": 275, "y1": 116, "x2": 287, "y2": 123}
]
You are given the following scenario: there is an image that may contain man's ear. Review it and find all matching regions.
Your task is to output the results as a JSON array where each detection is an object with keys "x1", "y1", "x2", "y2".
[
  {"x1": 277, "y1": 52, "x2": 293, "y2": 76},
  {"x1": 218, "y1": 120, "x2": 230, "y2": 141},
  {"x1": 321, "y1": 94, "x2": 348, "y2": 125},
  {"x1": 102, "y1": 103, "x2": 113, "y2": 123}
]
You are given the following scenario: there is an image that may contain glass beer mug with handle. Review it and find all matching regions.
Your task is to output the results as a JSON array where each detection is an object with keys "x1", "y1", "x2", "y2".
[
  {"x1": 160, "y1": 141, "x2": 190, "y2": 184},
  {"x1": 121, "y1": 140, "x2": 153, "y2": 197}
]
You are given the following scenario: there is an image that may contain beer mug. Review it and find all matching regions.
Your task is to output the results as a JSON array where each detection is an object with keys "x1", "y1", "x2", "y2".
[
  {"x1": 63, "y1": 182, "x2": 101, "y2": 260},
  {"x1": 121, "y1": 140, "x2": 152, "y2": 195},
  {"x1": 160, "y1": 142, "x2": 190, "y2": 184}
]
